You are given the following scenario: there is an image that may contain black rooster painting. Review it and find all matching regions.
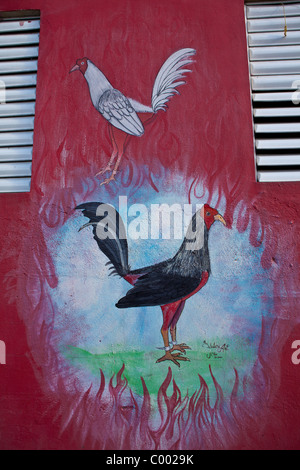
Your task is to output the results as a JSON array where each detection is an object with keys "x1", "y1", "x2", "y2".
[
  {"x1": 75, "y1": 202, "x2": 226, "y2": 367},
  {"x1": 70, "y1": 48, "x2": 196, "y2": 185}
]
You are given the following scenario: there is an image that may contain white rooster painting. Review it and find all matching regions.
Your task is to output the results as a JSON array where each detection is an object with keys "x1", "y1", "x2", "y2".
[{"x1": 70, "y1": 48, "x2": 196, "y2": 185}]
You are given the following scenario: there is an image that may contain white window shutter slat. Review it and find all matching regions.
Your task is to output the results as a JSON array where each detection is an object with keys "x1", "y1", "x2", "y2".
[
  {"x1": 4, "y1": 89, "x2": 37, "y2": 102},
  {"x1": 250, "y1": 45, "x2": 300, "y2": 61},
  {"x1": 256, "y1": 138, "x2": 300, "y2": 150},
  {"x1": 252, "y1": 91, "x2": 297, "y2": 101},
  {"x1": 0, "y1": 162, "x2": 32, "y2": 178},
  {"x1": 247, "y1": 4, "x2": 300, "y2": 19},
  {"x1": 0, "y1": 33, "x2": 39, "y2": 47},
  {"x1": 257, "y1": 154, "x2": 300, "y2": 166},
  {"x1": 0, "y1": 74, "x2": 37, "y2": 88},
  {"x1": 251, "y1": 59, "x2": 300, "y2": 75},
  {"x1": 248, "y1": 16, "x2": 300, "y2": 33},
  {"x1": 0, "y1": 20, "x2": 40, "y2": 33},
  {"x1": 0, "y1": 177, "x2": 31, "y2": 193},
  {"x1": 0, "y1": 147, "x2": 33, "y2": 162},
  {"x1": 249, "y1": 30, "x2": 300, "y2": 46},
  {"x1": 258, "y1": 170, "x2": 300, "y2": 182},
  {"x1": 0, "y1": 60, "x2": 38, "y2": 74},
  {"x1": 0, "y1": 102, "x2": 36, "y2": 117},
  {"x1": 0, "y1": 46, "x2": 39, "y2": 60},
  {"x1": 0, "y1": 132, "x2": 34, "y2": 146},
  {"x1": 0, "y1": 117, "x2": 35, "y2": 132},
  {"x1": 254, "y1": 107, "x2": 300, "y2": 117},
  {"x1": 255, "y1": 123, "x2": 300, "y2": 133},
  {"x1": 252, "y1": 75, "x2": 300, "y2": 91}
]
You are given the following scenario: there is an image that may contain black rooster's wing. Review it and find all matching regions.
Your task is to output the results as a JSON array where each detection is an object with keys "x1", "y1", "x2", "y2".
[
  {"x1": 98, "y1": 89, "x2": 144, "y2": 136},
  {"x1": 116, "y1": 270, "x2": 200, "y2": 308}
]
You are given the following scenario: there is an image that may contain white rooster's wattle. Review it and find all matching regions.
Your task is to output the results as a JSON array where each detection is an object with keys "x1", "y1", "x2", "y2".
[{"x1": 70, "y1": 48, "x2": 196, "y2": 185}]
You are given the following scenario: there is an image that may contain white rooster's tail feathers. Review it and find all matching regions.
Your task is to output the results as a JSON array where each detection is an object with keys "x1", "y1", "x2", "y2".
[{"x1": 151, "y1": 48, "x2": 196, "y2": 113}]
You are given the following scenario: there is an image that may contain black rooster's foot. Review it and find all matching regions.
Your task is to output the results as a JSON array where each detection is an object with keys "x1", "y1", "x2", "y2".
[
  {"x1": 156, "y1": 351, "x2": 190, "y2": 368},
  {"x1": 171, "y1": 343, "x2": 191, "y2": 355}
]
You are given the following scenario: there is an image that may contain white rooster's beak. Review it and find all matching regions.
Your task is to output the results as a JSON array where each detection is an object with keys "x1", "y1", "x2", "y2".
[{"x1": 69, "y1": 64, "x2": 80, "y2": 73}]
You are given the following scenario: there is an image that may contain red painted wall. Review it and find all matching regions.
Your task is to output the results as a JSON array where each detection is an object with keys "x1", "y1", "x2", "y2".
[{"x1": 0, "y1": 0, "x2": 299, "y2": 449}]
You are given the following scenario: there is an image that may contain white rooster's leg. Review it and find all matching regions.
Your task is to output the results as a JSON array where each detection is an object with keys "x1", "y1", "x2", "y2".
[
  {"x1": 95, "y1": 150, "x2": 117, "y2": 177},
  {"x1": 100, "y1": 151, "x2": 123, "y2": 186},
  {"x1": 100, "y1": 127, "x2": 129, "y2": 186},
  {"x1": 96, "y1": 125, "x2": 118, "y2": 177}
]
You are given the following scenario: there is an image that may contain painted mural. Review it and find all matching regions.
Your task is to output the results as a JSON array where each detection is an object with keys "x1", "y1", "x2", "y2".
[
  {"x1": 49, "y1": 177, "x2": 267, "y2": 401},
  {"x1": 1, "y1": 0, "x2": 300, "y2": 451}
]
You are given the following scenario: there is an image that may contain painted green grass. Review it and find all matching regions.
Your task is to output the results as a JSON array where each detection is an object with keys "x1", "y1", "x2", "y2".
[{"x1": 63, "y1": 337, "x2": 256, "y2": 400}]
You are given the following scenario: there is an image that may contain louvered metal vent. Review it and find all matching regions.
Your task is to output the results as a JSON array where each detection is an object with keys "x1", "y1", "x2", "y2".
[
  {"x1": 0, "y1": 11, "x2": 40, "y2": 193},
  {"x1": 245, "y1": 2, "x2": 300, "y2": 182}
]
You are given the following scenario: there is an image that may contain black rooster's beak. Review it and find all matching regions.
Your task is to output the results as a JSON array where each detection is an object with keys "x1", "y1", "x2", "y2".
[
  {"x1": 70, "y1": 64, "x2": 80, "y2": 73},
  {"x1": 214, "y1": 214, "x2": 226, "y2": 226}
]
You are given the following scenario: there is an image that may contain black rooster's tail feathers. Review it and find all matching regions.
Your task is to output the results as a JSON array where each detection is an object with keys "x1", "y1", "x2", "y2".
[{"x1": 75, "y1": 202, "x2": 130, "y2": 278}]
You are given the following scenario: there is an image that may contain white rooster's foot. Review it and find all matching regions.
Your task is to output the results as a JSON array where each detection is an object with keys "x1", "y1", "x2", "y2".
[
  {"x1": 100, "y1": 174, "x2": 117, "y2": 186},
  {"x1": 95, "y1": 166, "x2": 112, "y2": 177}
]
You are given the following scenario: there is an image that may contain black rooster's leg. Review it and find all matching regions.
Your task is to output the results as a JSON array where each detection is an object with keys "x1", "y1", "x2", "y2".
[
  {"x1": 168, "y1": 302, "x2": 191, "y2": 355},
  {"x1": 156, "y1": 326, "x2": 190, "y2": 368},
  {"x1": 170, "y1": 325, "x2": 191, "y2": 355}
]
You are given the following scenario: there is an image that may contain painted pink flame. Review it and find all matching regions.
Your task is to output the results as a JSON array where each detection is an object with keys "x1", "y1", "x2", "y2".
[{"x1": 51, "y1": 363, "x2": 244, "y2": 450}]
